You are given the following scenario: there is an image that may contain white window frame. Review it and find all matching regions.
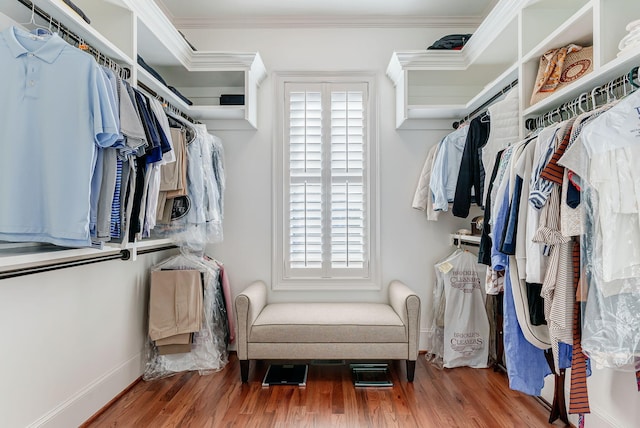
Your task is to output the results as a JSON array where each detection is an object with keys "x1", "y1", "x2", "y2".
[{"x1": 272, "y1": 71, "x2": 380, "y2": 290}]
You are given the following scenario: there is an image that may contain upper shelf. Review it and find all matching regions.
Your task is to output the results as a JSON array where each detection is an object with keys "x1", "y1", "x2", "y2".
[
  {"x1": 386, "y1": 1, "x2": 522, "y2": 128},
  {"x1": 1, "y1": 0, "x2": 134, "y2": 64},
  {"x1": 132, "y1": 0, "x2": 267, "y2": 128}
]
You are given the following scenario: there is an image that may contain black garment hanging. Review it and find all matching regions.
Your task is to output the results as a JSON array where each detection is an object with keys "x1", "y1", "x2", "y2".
[{"x1": 452, "y1": 114, "x2": 491, "y2": 218}]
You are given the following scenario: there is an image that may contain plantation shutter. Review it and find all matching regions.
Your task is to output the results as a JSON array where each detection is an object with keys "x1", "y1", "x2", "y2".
[{"x1": 284, "y1": 82, "x2": 369, "y2": 279}]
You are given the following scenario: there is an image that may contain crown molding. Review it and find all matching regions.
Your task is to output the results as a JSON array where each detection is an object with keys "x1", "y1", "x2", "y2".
[
  {"x1": 387, "y1": 0, "x2": 528, "y2": 84},
  {"x1": 462, "y1": 0, "x2": 529, "y2": 64},
  {"x1": 173, "y1": 15, "x2": 482, "y2": 30}
]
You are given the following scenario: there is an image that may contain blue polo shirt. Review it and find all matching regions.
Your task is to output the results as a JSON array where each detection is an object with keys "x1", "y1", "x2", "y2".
[{"x1": 0, "y1": 26, "x2": 119, "y2": 247}]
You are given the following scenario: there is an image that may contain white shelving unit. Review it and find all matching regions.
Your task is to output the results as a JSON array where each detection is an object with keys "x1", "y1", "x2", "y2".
[
  {"x1": 386, "y1": 1, "x2": 524, "y2": 129},
  {"x1": 132, "y1": 0, "x2": 266, "y2": 129},
  {"x1": 388, "y1": 0, "x2": 640, "y2": 131},
  {"x1": 2, "y1": 0, "x2": 267, "y2": 130},
  {"x1": 0, "y1": 0, "x2": 263, "y2": 267}
]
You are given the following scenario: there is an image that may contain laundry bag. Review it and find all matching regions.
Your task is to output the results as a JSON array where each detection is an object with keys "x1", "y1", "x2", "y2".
[{"x1": 437, "y1": 250, "x2": 490, "y2": 368}]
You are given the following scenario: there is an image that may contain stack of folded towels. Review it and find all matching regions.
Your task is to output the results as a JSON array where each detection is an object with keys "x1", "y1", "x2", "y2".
[{"x1": 618, "y1": 19, "x2": 640, "y2": 57}]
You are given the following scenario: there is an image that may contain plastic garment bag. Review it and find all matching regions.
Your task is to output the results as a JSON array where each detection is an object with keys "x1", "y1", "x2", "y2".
[
  {"x1": 153, "y1": 125, "x2": 225, "y2": 250},
  {"x1": 425, "y1": 249, "x2": 463, "y2": 368},
  {"x1": 143, "y1": 250, "x2": 228, "y2": 380},
  {"x1": 572, "y1": 91, "x2": 640, "y2": 370}
]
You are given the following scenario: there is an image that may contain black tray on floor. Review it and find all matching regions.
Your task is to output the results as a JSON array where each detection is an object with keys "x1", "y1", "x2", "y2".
[
  {"x1": 351, "y1": 363, "x2": 393, "y2": 387},
  {"x1": 262, "y1": 364, "x2": 308, "y2": 387}
]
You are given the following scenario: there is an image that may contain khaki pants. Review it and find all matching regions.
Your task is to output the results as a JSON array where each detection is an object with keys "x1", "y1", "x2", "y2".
[{"x1": 149, "y1": 270, "x2": 203, "y2": 341}]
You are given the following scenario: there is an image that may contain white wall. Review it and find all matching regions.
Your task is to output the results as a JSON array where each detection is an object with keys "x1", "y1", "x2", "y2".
[{"x1": 0, "y1": 250, "x2": 175, "y2": 428}]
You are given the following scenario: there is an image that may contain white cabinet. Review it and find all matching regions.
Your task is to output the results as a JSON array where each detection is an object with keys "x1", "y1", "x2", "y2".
[{"x1": 1, "y1": 0, "x2": 267, "y2": 130}]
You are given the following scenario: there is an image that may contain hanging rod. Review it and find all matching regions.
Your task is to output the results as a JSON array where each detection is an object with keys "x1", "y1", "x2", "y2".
[
  {"x1": 453, "y1": 79, "x2": 519, "y2": 129},
  {"x1": 16, "y1": 0, "x2": 130, "y2": 80},
  {"x1": 137, "y1": 81, "x2": 201, "y2": 125},
  {"x1": 0, "y1": 243, "x2": 177, "y2": 280},
  {"x1": 525, "y1": 66, "x2": 639, "y2": 131}
]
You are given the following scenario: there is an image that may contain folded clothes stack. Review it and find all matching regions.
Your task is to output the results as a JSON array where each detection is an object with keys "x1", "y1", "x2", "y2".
[{"x1": 618, "y1": 19, "x2": 640, "y2": 57}]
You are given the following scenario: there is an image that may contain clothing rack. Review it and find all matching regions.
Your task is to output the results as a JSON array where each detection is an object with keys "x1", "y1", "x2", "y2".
[
  {"x1": 525, "y1": 66, "x2": 639, "y2": 131},
  {"x1": 16, "y1": 0, "x2": 130, "y2": 80},
  {"x1": 452, "y1": 79, "x2": 519, "y2": 129},
  {"x1": 137, "y1": 81, "x2": 201, "y2": 125}
]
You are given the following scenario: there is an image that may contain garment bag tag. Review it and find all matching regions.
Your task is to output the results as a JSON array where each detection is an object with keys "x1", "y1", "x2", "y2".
[{"x1": 438, "y1": 262, "x2": 453, "y2": 274}]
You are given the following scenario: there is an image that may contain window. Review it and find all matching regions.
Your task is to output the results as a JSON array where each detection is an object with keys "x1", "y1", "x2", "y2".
[{"x1": 273, "y1": 73, "x2": 378, "y2": 289}]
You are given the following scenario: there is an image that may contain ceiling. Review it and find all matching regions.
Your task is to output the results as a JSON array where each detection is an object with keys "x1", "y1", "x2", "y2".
[{"x1": 155, "y1": 0, "x2": 499, "y2": 28}]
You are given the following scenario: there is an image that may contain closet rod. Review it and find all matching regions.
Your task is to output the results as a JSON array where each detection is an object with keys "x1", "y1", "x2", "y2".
[
  {"x1": 136, "y1": 81, "x2": 201, "y2": 125},
  {"x1": 0, "y1": 250, "x2": 129, "y2": 280},
  {"x1": 0, "y1": 243, "x2": 177, "y2": 280},
  {"x1": 452, "y1": 79, "x2": 519, "y2": 129},
  {"x1": 16, "y1": 0, "x2": 130, "y2": 79},
  {"x1": 525, "y1": 66, "x2": 639, "y2": 131}
]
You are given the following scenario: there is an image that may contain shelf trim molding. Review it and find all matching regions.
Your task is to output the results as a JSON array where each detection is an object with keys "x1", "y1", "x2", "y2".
[{"x1": 172, "y1": 15, "x2": 482, "y2": 29}]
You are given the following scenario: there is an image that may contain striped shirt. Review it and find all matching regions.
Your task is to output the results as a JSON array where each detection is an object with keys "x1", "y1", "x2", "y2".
[
  {"x1": 569, "y1": 241, "x2": 590, "y2": 415},
  {"x1": 534, "y1": 186, "x2": 573, "y2": 371},
  {"x1": 540, "y1": 121, "x2": 574, "y2": 184},
  {"x1": 529, "y1": 125, "x2": 561, "y2": 209}
]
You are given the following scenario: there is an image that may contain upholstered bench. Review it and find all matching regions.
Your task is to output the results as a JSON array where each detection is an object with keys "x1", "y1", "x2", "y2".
[{"x1": 234, "y1": 280, "x2": 421, "y2": 382}]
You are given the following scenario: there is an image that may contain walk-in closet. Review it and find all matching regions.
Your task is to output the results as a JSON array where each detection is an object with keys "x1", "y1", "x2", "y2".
[{"x1": 0, "y1": 1, "x2": 638, "y2": 427}]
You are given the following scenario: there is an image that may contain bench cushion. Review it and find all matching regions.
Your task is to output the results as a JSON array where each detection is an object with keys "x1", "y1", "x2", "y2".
[{"x1": 250, "y1": 303, "x2": 406, "y2": 343}]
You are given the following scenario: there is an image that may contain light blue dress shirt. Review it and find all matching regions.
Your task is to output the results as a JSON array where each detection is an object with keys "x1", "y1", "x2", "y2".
[
  {"x1": 0, "y1": 26, "x2": 119, "y2": 247},
  {"x1": 430, "y1": 126, "x2": 469, "y2": 211}
]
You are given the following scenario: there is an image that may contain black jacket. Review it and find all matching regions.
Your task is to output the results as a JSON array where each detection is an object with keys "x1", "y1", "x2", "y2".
[{"x1": 452, "y1": 115, "x2": 491, "y2": 218}]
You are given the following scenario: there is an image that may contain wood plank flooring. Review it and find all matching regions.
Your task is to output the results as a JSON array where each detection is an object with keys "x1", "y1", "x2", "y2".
[{"x1": 84, "y1": 353, "x2": 565, "y2": 427}]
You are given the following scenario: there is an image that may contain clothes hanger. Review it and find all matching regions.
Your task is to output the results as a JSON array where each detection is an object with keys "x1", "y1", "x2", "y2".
[
  {"x1": 18, "y1": 2, "x2": 51, "y2": 36},
  {"x1": 630, "y1": 66, "x2": 640, "y2": 88}
]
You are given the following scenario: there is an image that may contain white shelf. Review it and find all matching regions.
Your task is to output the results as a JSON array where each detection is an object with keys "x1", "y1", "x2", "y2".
[
  {"x1": 39, "y1": 0, "x2": 134, "y2": 64},
  {"x1": 393, "y1": 62, "x2": 518, "y2": 123},
  {"x1": 521, "y1": 2, "x2": 594, "y2": 64},
  {"x1": 451, "y1": 234, "x2": 482, "y2": 247},
  {"x1": 0, "y1": 244, "x2": 121, "y2": 272},
  {"x1": 386, "y1": 1, "x2": 522, "y2": 128},
  {"x1": 0, "y1": 237, "x2": 177, "y2": 273},
  {"x1": 137, "y1": 67, "x2": 192, "y2": 111}
]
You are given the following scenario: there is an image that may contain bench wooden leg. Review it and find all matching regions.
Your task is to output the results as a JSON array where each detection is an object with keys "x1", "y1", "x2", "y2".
[
  {"x1": 406, "y1": 360, "x2": 415, "y2": 382},
  {"x1": 240, "y1": 360, "x2": 249, "y2": 383}
]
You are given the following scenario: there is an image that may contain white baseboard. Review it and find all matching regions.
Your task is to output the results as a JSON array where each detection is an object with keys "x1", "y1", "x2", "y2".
[
  {"x1": 585, "y1": 405, "x2": 626, "y2": 428},
  {"x1": 28, "y1": 353, "x2": 143, "y2": 428},
  {"x1": 419, "y1": 328, "x2": 432, "y2": 352}
]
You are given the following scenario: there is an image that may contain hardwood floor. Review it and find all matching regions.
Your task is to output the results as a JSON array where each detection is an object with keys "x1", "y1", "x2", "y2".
[{"x1": 84, "y1": 353, "x2": 564, "y2": 427}]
